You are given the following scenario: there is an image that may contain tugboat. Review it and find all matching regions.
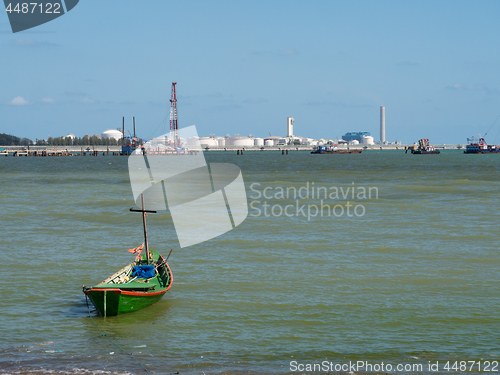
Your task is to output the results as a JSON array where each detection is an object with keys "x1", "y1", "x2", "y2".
[
  {"x1": 464, "y1": 136, "x2": 500, "y2": 154},
  {"x1": 311, "y1": 145, "x2": 362, "y2": 154},
  {"x1": 122, "y1": 135, "x2": 141, "y2": 155},
  {"x1": 121, "y1": 117, "x2": 142, "y2": 155},
  {"x1": 407, "y1": 139, "x2": 440, "y2": 154}
]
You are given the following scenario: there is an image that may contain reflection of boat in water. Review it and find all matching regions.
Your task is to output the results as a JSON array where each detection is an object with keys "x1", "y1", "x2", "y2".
[
  {"x1": 407, "y1": 139, "x2": 440, "y2": 154},
  {"x1": 311, "y1": 145, "x2": 362, "y2": 154},
  {"x1": 82, "y1": 195, "x2": 173, "y2": 316},
  {"x1": 464, "y1": 137, "x2": 500, "y2": 154}
]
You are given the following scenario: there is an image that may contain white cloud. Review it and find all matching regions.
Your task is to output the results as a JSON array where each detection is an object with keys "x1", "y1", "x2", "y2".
[
  {"x1": 11, "y1": 38, "x2": 36, "y2": 46},
  {"x1": 41, "y1": 97, "x2": 55, "y2": 104},
  {"x1": 279, "y1": 48, "x2": 299, "y2": 56},
  {"x1": 80, "y1": 97, "x2": 95, "y2": 104},
  {"x1": 9, "y1": 96, "x2": 29, "y2": 106},
  {"x1": 446, "y1": 83, "x2": 498, "y2": 94}
]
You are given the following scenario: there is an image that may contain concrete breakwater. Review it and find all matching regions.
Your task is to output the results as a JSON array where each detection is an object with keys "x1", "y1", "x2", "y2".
[
  {"x1": 199, "y1": 144, "x2": 464, "y2": 151},
  {"x1": 0, "y1": 144, "x2": 465, "y2": 156}
]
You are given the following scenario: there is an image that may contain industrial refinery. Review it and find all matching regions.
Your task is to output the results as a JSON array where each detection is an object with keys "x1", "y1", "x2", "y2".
[
  {"x1": 47, "y1": 100, "x2": 393, "y2": 151},
  {"x1": 193, "y1": 106, "x2": 390, "y2": 149}
]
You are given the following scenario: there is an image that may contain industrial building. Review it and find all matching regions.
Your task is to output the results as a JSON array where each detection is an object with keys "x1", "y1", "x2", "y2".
[{"x1": 342, "y1": 132, "x2": 371, "y2": 143}]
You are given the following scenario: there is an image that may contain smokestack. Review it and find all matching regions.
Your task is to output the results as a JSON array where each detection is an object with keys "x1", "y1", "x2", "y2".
[
  {"x1": 380, "y1": 106, "x2": 385, "y2": 143},
  {"x1": 133, "y1": 117, "x2": 136, "y2": 138},
  {"x1": 122, "y1": 117, "x2": 125, "y2": 146}
]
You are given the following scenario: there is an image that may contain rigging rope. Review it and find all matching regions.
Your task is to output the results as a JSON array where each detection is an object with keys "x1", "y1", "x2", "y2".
[{"x1": 484, "y1": 113, "x2": 500, "y2": 136}]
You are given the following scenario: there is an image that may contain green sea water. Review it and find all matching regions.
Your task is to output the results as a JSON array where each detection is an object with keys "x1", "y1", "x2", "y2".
[{"x1": 0, "y1": 151, "x2": 499, "y2": 374}]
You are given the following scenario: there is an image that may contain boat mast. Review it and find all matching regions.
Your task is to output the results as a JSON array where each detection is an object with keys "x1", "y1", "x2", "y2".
[{"x1": 130, "y1": 194, "x2": 157, "y2": 264}]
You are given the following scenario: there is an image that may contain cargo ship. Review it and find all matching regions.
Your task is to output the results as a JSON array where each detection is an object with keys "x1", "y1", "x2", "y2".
[
  {"x1": 311, "y1": 145, "x2": 362, "y2": 154},
  {"x1": 407, "y1": 139, "x2": 440, "y2": 154},
  {"x1": 464, "y1": 137, "x2": 500, "y2": 154}
]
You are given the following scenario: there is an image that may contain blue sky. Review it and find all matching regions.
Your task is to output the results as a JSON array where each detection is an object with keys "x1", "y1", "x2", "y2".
[{"x1": 1, "y1": 0, "x2": 500, "y2": 144}]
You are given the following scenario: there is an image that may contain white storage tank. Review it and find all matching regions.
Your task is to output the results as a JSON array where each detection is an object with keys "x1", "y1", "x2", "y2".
[
  {"x1": 264, "y1": 136, "x2": 282, "y2": 146},
  {"x1": 101, "y1": 129, "x2": 123, "y2": 141},
  {"x1": 217, "y1": 137, "x2": 225, "y2": 147},
  {"x1": 226, "y1": 136, "x2": 254, "y2": 147},
  {"x1": 350, "y1": 140, "x2": 360, "y2": 145},
  {"x1": 362, "y1": 135, "x2": 374, "y2": 145},
  {"x1": 265, "y1": 139, "x2": 274, "y2": 146},
  {"x1": 254, "y1": 138, "x2": 264, "y2": 146},
  {"x1": 199, "y1": 137, "x2": 218, "y2": 147},
  {"x1": 186, "y1": 136, "x2": 200, "y2": 146}
]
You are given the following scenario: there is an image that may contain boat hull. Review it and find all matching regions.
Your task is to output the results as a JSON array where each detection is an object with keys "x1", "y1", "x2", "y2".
[
  {"x1": 86, "y1": 287, "x2": 168, "y2": 316},
  {"x1": 411, "y1": 150, "x2": 440, "y2": 154},
  {"x1": 83, "y1": 250, "x2": 172, "y2": 316},
  {"x1": 464, "y1": 150, "x2": 500, "y2": 154}
]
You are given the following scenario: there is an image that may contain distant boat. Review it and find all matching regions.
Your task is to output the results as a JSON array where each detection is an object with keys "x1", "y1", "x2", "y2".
[
  {"x1": 464, "y1": 137, "x2": 500, "y2": 154},
  {"x1": 121, "y1": 117, "x2": 143, "y2": 155},
  {"x1": 311, "y1": 145, "x2": 362, "y2": 154},
  {"x1": 82, "y1": 195, "x2": 173, "y2": 316},
  {"x1": 407, "y1": 139, "x2": 440, "y2": 154}
]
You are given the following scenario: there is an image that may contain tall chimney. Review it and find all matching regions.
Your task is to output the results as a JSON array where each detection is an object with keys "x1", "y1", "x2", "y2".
[{"x1": 380, "y1": 106, "x2": 385, "y2": 143}]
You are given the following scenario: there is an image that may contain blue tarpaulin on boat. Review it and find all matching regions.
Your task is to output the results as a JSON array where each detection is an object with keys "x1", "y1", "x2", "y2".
[{"x1": 132, "y1": 265, "x2": 155, "y2": 279}]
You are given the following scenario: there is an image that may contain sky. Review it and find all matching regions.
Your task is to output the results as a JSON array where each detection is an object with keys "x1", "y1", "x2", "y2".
[{"x1": 1, "y1": 0, "x2": 500, "y2": 144}]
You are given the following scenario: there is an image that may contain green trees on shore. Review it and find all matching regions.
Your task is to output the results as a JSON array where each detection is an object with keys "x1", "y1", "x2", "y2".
[
  {"x1": 36, "y1": 136, "x2": 121, "y2": 146},
  {"x1": 0, "y1": 133, "x2": 32, "y2": 146},
  {"x1": 0, "y1": 133, "x2": 122, "y2": 146}
]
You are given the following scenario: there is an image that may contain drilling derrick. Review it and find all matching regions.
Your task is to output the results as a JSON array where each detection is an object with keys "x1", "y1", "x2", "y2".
[{"x1": 169, "y1": 82, "x2": 179, "y2": 149}]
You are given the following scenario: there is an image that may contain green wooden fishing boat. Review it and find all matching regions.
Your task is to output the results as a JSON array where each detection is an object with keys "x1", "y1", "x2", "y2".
[{"x1": 82, "y1": 195, "x2": 173, "y2": 316}]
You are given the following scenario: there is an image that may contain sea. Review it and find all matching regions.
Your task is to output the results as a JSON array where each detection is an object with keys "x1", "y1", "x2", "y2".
[{"x1": 1, "y1": 150, "x2": 499, "y2": 375}]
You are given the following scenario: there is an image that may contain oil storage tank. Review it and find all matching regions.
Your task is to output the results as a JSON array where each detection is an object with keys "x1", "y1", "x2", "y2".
[
  {"x1": 362, "y1": 135, "x2": 374, "y2": 145},
  {"x1": 198, "y1": 137, "x2": 218, "y2": 147},
  {"x1": 101, "y1": 129, "x2": 123, "y2": 141},
  {"x1": 264, "y1": 136, "x2": 283, "y2": 146},
  {"x1": 226, "y1": 136, "x2": 254, "y2": 147},
  {"x1": 254, "y1": 138, "x2": 264, "y2": 146}
]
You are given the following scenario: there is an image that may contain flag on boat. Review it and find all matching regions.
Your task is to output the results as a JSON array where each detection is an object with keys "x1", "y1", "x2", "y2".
[{"x1": 128, "y1": 244, "x2": 144, "y2": 255}]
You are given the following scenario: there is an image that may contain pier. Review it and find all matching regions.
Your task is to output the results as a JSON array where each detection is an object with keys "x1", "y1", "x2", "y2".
[
  {"x1": 0, "y1": 146, "x2": 122, "y2": 157},
  {"x1": 0, "y1": 144, "x2": 466, "y2": 157}
]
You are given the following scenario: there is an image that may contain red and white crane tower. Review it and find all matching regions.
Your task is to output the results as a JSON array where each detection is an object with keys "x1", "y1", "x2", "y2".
[{"x1": 169, "y1": 82, "x2": 179, "y2": 148}]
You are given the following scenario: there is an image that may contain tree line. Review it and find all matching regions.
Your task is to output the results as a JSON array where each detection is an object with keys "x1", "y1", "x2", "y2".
[
  {"x1": 36, "y1": 136, "x2": 122, "y2": 146},
  {"x1": 0, "y1": 133, "x2": 32, "y2": 146},
  {"x1": 0, "y1": 133, "x2": 123, "y2": 146}
]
